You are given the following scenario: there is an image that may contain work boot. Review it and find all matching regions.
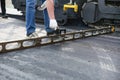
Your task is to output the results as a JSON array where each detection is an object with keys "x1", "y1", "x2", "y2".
[
  {"x1": 54, "y1": 28, "x2": 66, "y2": 35},
  {"x1": 2, "y1": 14, "x2": 8, "y2": 18},
  {"x1": 27, "y1": 32, "x2": 38, "y2": 38},
  {"x1": 46, "y1": 28, "x2": 55, "y2": 36},
  {"x1": 54, "y1": 29, "x2": 60, "y2": 35}
]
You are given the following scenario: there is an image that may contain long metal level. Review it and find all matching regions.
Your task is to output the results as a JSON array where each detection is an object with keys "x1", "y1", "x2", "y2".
[{"x1": 0, "y1": 26, "x2": 114, "y2": 53}]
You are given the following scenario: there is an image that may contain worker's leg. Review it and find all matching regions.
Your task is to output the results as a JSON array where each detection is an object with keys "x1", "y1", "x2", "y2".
[
  {"x1": 41, "y1": 0, "x2": 55, "y2": 33},
  {"x1": 1, "y1": 0, "x2": 6, "y2": 15},
  {"x1": 26, "y1": 0, "x2": 36, "y2": 36},
  {"x1": 1, "y1": 0, "x2": 8, "y2": 18},
  {"x1": 46, "y1": 0, "x2": 58, "y2": 30}
]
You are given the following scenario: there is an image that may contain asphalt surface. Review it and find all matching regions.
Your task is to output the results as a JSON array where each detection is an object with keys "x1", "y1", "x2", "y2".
[
  {"x1": 0, "y1": 16, "x2": 120, "y2": 80},
  {"x1": 0, "y1": 2, "x2": 120, "y2": 80}
]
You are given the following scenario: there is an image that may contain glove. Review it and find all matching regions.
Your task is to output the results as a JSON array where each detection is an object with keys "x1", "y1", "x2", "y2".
[{"x1": 49, "y1": 19, "x2": 59, "y2": 30}]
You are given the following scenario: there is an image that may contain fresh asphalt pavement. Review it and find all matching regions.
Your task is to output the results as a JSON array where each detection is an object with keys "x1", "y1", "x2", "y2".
[
  {"x1": 0, "y1": 1, "x2": 120, "y2": 80},
  {"x1": 0, "y1": 16, "x2": 120, "y2": 80}
]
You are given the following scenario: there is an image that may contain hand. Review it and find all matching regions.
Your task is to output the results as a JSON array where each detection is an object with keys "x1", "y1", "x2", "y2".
[{"x1": 50, "y1": 19, "x2": 59, "y2": 30}]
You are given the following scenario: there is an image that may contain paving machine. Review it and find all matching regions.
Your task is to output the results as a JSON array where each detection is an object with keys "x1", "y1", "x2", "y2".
[{"x1": 11, "y1": 0, "x2": 120, "y2": 25}]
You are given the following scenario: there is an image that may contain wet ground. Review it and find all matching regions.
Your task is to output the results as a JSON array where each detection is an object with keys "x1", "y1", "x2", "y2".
[{"x1": 0, "y1": 1, "x2": 120, "y2": 80}]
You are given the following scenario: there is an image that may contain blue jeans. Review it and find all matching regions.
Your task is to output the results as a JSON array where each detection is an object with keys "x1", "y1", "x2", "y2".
[{"x1": 26, "y1": 0, "x2": 54, "y2": 36}]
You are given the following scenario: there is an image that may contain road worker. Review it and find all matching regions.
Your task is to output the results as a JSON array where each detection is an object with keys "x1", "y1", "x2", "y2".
[{"x1": 26, "y1": 0, "x2": 58, "y2": 38}]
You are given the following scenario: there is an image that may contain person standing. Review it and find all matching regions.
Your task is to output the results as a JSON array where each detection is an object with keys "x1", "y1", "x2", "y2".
[
  {"x1": 0, "y1": 0, "x2": 8, "y2": 18},
  {"x1": 26, "y1": 0, "x2": 58, "y2": 38}
]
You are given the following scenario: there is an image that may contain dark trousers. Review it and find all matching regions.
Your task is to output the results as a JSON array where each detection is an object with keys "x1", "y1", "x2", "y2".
[{"x1": 0, "y1": 0, "x2": 6, "y2": 15}]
